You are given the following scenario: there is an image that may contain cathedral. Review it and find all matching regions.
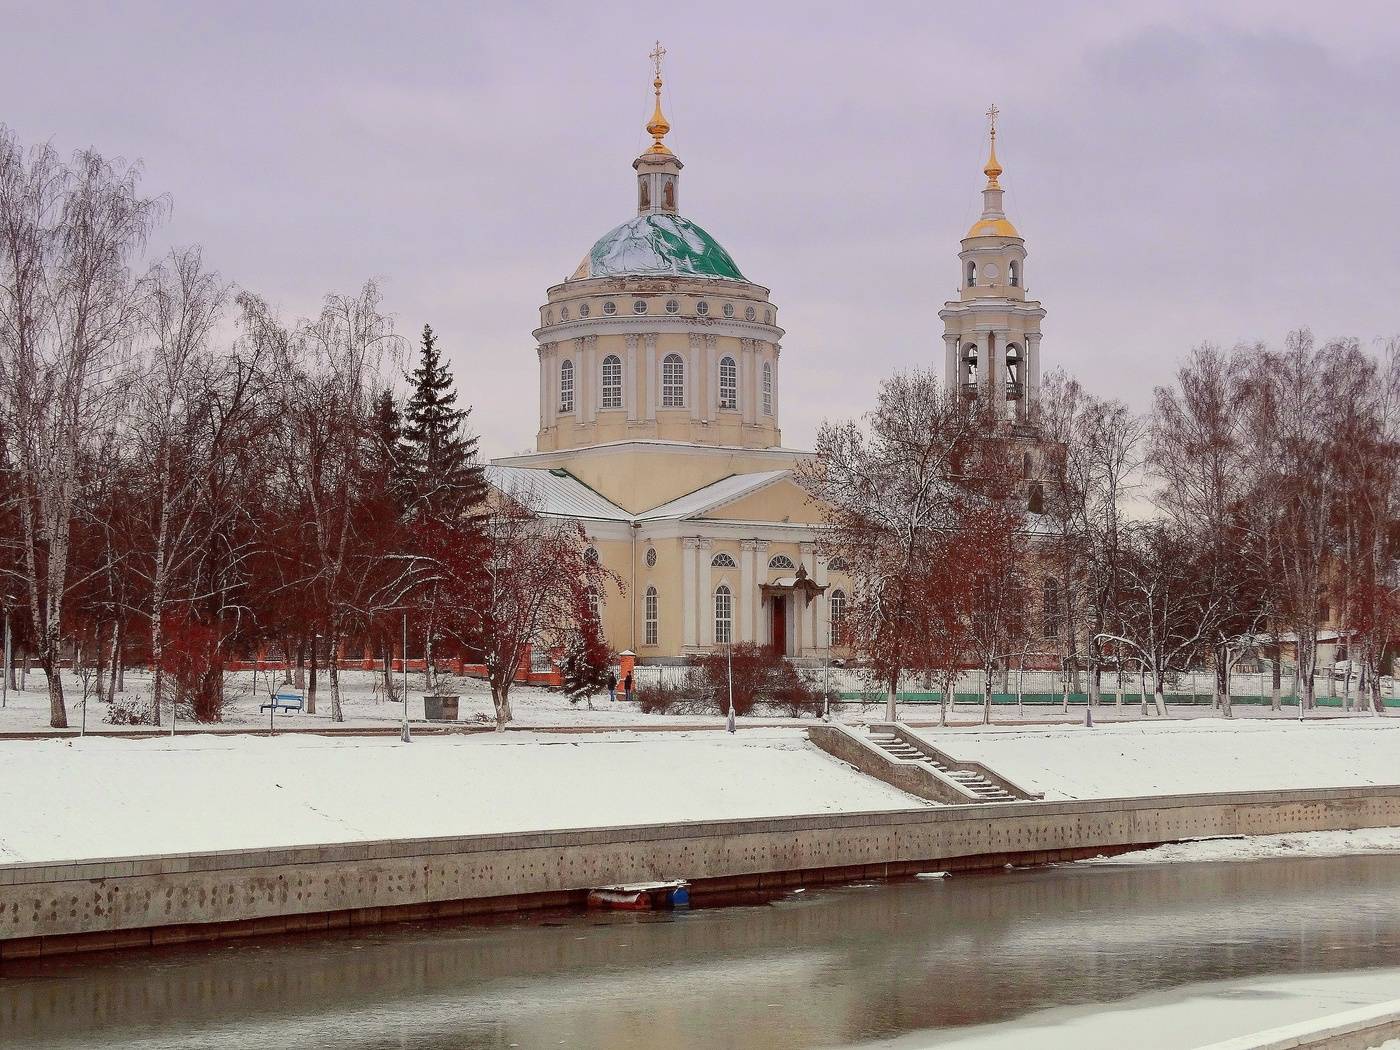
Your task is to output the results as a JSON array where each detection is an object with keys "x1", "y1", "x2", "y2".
[{"x1": 488, "y1": 53, "x2": 1044, "y2": 665}]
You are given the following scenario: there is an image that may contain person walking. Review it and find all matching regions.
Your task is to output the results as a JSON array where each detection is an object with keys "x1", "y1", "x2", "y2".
[
  {"x1": 607, "y1": 670, "x2": 618, "y2": 702},
  {"x1": 623, "y1": 671, "x2": 634, "y2": 702}
]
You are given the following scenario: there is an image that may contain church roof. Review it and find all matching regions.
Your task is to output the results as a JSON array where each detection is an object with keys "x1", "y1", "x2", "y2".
[
  {"x1": 571, "y1": 213, "x2": 746, "y2": 282},
  {"x1": 484, "y1": 465, "x2": 631, "y2": 522}
]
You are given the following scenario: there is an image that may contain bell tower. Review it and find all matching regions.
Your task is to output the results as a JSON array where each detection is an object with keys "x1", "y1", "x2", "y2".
[{"x1": 939, "y1": 105, "x2": 1045, "y2": 424}]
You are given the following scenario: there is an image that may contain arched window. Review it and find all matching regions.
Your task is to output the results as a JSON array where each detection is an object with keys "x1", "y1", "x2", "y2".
[
  {"x1": 966, "y1": 260, "x2": 977, "y2": 287},
  {"x1": 559, "y1": 359, "x2": 574, "y2": 413},
  {"x1": 1028, "y1": 481, "x2": 1045, "y2": 515},
  {"x1": 963, "y1": 345, "x2": 979, "y2": 386},
  {"x1": 1042, "y1": 578, "x2": 1060, "y2": 639},
  {"x1": 828, "y1": 556, "x2": 849, "y2": 572},
  {"x1": 600, "y1": 354, "x2": 622, "y2": 410},
  {"x1": 719, "y1": 356, "x2": 737, "y2": 410},
  {"x1": 586, "y1": 585, "x2": 601, "y2": 623},
  {"x1": 1006, "y1": 344, "x2": 1021, "y2": 386},
  {"x1": 762, "y1": 362, "x2": 773, "y2": 415},
  {"x1": 829, "y1": 589, "x2": 848, "y2": 646},
  {"x1": 769, "y1": 554, "x2": 795, "y2": 570},
  {"x1": 714, "y1": 584, "x2": 733, "y2": 644},
  {"x1": 1009, "y1": 259, "x2": 1020, "y2": 287},
  {"x1": 1021, "y1": 452, "x2": 1033, "y2": 479},
  {"x1": 644, "y1": 586, "x2": 658, "y2": 646},
  {"x1": 662, "y1": 353, "x2": 685, "y2": 407},
  {"x1": 711, "y1": 552, "x2": 737, "y2": 568}
]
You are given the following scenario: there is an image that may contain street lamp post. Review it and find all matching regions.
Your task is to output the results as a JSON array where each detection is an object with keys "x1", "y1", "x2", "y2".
[
  {"x1": 2, "y1": 596, "x2": 11, "y2": 710},
  {"x1": 401, "y1": 613, "x2": 411, "y2": 743},
  {"x1": 726, "y1": 642, "x2": 736, "y2": 734}
]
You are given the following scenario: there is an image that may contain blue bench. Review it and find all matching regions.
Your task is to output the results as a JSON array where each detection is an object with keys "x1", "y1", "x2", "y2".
[{"x1": 260, "y1": 690, "x2": 305, "y2": 714}]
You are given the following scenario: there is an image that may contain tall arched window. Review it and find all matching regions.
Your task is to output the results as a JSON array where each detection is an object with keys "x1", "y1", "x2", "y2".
[
  {"x1": 1021, "y1": 452, "x2": 1033, "y2": 479},
  {"x1": 963, "y1": 345, "x2": 979, "y2": 385},
  {"x1": 644, "y1": 586, "x2": 658, "y2": 646},
  {"x1": 1028, "y1": 481, "x2": 1045, "y2": 515},
  {"x1": 1042, "y1": 578, "x2": 1060, "y2": 639},
  {"x1": 1009, "y1": 259, "x2": 1020, "y2": 287},
  {"x1": 829, "y1": 589, "x2": 848, "y2": 646},
  {"x1": 662, "y1": 353, "x2": 685, "y2": 407},
  {"x1": 966, "y1": 260, "x2": 977, "y2": 287},
  {"x1": 559, "y1": 359, "x2": 574, "y2": 413},
  {"x1": 714, "y1": 584, "x2": 733, "y2": 644},
  {"x1": 586, "y1": 585, "x2": 600, "y2": 623},
  {"x1": 719, "y1": 356, "x2": 737, "y2": 410},
  {"x1": 601, "y1": 354, "x2": 622, "y2": 409},
  {"x1": 828, "y1": 556, "x2": 849, "y2": 572},
  {"x1": 762, "y1": 362, "x2": 773, "y2": 415},
  {"x1": 711, "y1": 552, "x2": 737, "y2": 568},
  {"x1": 1006, "y1": 344, "x2": 1021, "y2": 385}
]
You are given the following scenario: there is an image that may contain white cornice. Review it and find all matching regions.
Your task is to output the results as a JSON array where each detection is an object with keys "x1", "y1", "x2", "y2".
[{"x1": 533, "y1": 315, "x2": 784, "y2": 344}]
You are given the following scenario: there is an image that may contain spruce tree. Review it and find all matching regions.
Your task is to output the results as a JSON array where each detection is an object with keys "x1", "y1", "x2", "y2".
[
  {"x1": 368, "y1": 389, "x2": 409, "y2": 512},
  {"x1": 401, "y1": 324, "x2": 488, "y2": 522}
]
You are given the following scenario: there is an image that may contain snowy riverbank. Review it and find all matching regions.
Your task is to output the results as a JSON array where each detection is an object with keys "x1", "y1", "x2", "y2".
[{"x1": 0, "y1": 729, "x2": 922, "y2": 865}]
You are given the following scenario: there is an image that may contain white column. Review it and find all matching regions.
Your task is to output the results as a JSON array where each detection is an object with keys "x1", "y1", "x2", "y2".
[
  {"x1": 706, "y1": 335, "x2": 719, "y2": 419},
  {"x1": 739, "y1": 539, "x2": 759, "y2": 642},
  {"x1": 811, "y1": 547, "x2": 829, "y2": 653},
  {"x1": 538, "y1": 346, "x2": 549, "y2": 430},
  {"x1": 645, "y1": 335, "x2": 657, "y2": 418},
  {"x1": 740, "y1": 339, "x2": 756, "y2": 424},
  {"x1": 681, "y1": 537, "x2": 699, "y2": 648},
  {"x1": 625, "y1": 335, "x2": 639, "y2": 422},
  {"x1": 944, "y1": 333, "x2": 959, "y2": 393},
  {"x1": 583, "y1": 335, "x2": 597, "y2": 423},
  {"x1": 698, "y1": 538, "x2": 713, "y2": 646},
  {"x1": 976, "y1": 331, "x2": 991, "y2": 399},
  {"x1": 1027, "y1": 332, "x2": 1042, "y2": 415},
  {"x1": 753, "y1": 540, "x2": 770, "y2": 646},
  {"x1": 688, "y1": 333, "x2": 703, "y2": 420},
  {"x1": 771, "y1": 345, "x2": 781, "y2": 426}
]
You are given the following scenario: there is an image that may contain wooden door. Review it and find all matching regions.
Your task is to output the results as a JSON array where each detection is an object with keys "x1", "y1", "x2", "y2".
[{"x1": 770, "y1": 596, "x2": 787, "y2": 655}]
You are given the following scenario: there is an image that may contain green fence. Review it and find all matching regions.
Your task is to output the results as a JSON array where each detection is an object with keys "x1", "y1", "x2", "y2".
[{"x1": 837, "y1": 691, "x2": 1399, "y2": 709}]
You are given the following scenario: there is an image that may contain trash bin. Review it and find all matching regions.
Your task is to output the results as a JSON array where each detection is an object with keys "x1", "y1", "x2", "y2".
[{"x1": 423, "y1": 694, "x2": 459, "y2": 720}]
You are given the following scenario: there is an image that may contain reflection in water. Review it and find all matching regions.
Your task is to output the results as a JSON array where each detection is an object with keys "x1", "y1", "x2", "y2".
[{"x1": 3, "y1": 855, "x2": 1400, "y2": 1049}]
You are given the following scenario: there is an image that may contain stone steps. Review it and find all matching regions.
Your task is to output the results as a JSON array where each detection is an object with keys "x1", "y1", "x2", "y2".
[{"x1": 869, "y1": 732, "x2": 1017, "y2": 802}]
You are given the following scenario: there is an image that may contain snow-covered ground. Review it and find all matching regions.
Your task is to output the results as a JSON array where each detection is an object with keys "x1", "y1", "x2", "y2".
[
  {"x1": 0, "y1": 667, "x2": 1390, "y2": 735},
  {"x1": 1086, "y1": 827, "x2": 1400, "y2": 865},
  {"x1": 916, "y1": 717, "x2": 1400, "y2": 800},
  {"x1": 0, "y1": 729, "x2": 923, "y2": 865}
]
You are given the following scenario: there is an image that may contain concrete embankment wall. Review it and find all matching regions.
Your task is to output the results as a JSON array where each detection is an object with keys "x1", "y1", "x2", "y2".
[{"x1": 4, "y1": 785, "x2": 1399, "y2": 959}]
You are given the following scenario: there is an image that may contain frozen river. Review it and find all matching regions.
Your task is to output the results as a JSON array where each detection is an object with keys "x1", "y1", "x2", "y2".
[{"x1": 3, "y1": 853, "x2": 1400, "y2": 1049}]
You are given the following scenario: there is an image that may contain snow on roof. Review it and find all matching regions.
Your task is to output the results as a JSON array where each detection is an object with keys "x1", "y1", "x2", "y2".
[
  {"x1": 484, "y1": 465, "x2": 631, "y2": 522},
  {"x1": 637, "y1": 469, "x2": 792, "y2": 522}
]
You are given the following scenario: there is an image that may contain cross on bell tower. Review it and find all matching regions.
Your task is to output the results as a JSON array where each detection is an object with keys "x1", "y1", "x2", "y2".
[{"x1": 635, "y1": 41, "x2": 682, "y2": 215}]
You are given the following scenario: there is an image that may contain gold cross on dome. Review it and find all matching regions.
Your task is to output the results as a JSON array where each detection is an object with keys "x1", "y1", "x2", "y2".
[
  {"x1": 650, "y1": 40, "x2": 667, "y2": 81},
  {"x1": 986, "y1": 103, "x2": 1000, "y2": 138}
]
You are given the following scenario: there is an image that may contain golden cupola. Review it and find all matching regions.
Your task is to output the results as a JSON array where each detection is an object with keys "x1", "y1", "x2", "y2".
[{"x1": 966, "y1": 104, "x2": 1020, "y2": 240}]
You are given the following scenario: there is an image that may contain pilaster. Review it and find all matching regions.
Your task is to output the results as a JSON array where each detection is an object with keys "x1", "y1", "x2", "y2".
[
  {"x1": 688, "y1": 333, "x2": 703, "y2": 420},
  {"x1": 739, "y1": 539, "x2": 761, "y2": 643},
  {"x1": 698, "y1": 538, "x2": 714, "y2": 647},
  {"x1": 681, "y1": 537, "x2": 699, "y2": 648},
  {"x1": 625, "y1": 335, "x2": 639, "y2": 421},
  {"x1": 645, "y1": 334, "x2": 658, "y2": 418}
]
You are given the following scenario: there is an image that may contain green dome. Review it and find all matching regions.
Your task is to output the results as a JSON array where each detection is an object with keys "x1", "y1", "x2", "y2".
[{"x1": 571, "y1": 213, "x2": 746, "y2": 282}]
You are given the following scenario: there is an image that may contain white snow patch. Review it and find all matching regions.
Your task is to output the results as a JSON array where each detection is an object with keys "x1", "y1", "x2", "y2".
[
  {"x1": 1085, "y1": 827, "x2": 1400, "y2": 866},
  {"x1": 913, "y1": 718, "x2": 1400, "y2": 800},
  {"x1": 0, "y1": 729, "x2": 924, "y2": 865}
]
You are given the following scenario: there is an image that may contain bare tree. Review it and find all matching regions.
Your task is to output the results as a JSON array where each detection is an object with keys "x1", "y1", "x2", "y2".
[
  {"x1": 0, "y1": 130, "x2": 163, "y2": 726},
  {"x1": 797, "y1": 369, "x2": 996, "y2": 722}
]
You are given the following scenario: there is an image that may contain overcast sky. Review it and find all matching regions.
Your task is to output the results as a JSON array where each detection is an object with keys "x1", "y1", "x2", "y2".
[{"x1": 6, "y1": 2, "x2": 1398, "y2": 457}]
